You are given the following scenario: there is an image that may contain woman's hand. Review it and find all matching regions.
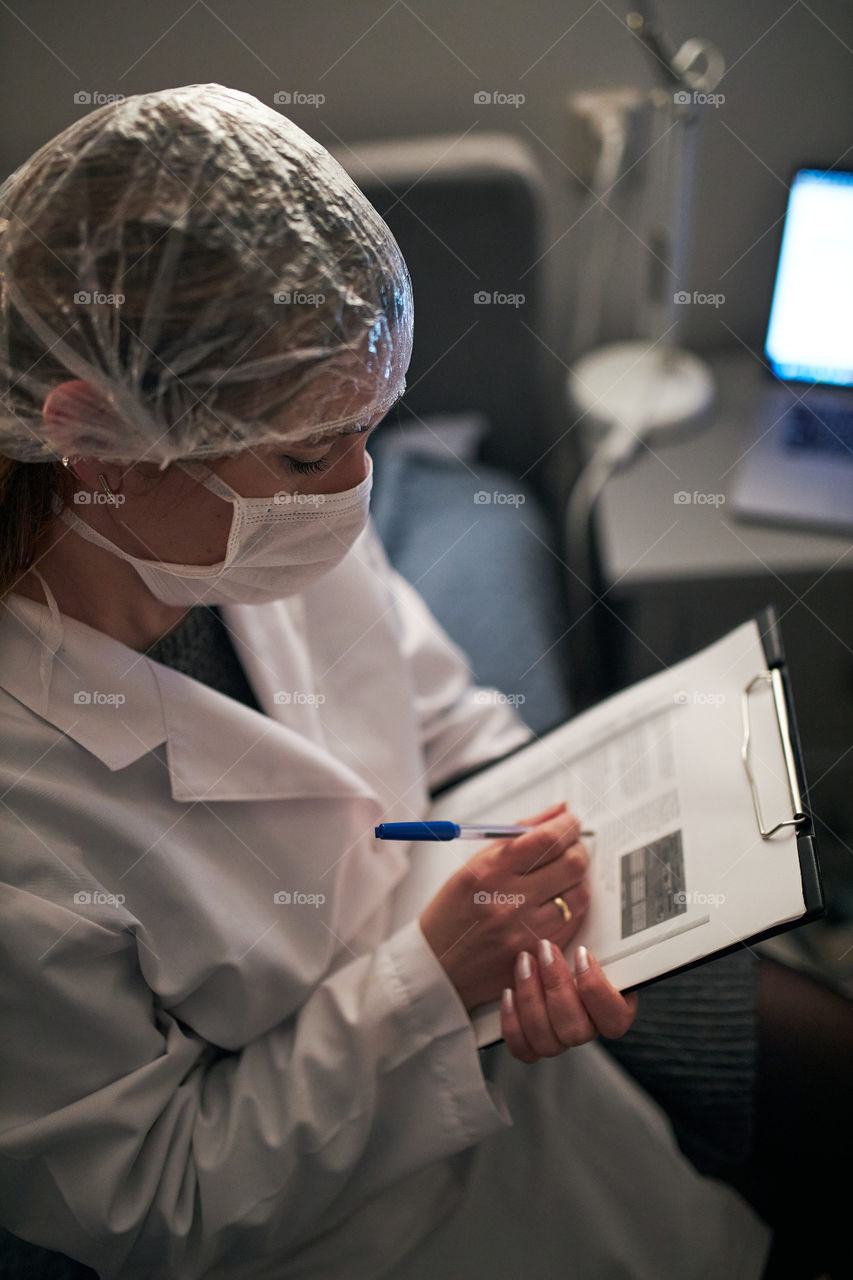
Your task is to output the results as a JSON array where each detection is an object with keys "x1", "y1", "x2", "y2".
[
  {"x1": 500, "y1": 939, "x2": 638, "y2": 1062},
  {"x1": 418, "y1": 801, "x2": 592, "y2": 1012}
]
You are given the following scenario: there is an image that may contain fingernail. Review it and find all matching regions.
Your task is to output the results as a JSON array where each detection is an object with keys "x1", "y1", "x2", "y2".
[
  {"x1": 574, "y1": 945, "x2": 589, "y2": 975},
  {"x1": 501, "y1": 987, "x2": 514, "y2": 1015},
  {"x1": 516, "y1": 950, "x2": 532, "y2": 980},
  {"x1": 538, "y1": 937, "x2": 555, "y2": 967}
]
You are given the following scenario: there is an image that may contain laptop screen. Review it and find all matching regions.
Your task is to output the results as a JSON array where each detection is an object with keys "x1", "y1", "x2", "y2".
[{"x1": 764, "y1": 168, "x2": 853, "y2": 387}]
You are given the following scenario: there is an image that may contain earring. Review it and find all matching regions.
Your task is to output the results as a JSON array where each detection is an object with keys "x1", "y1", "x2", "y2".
[{"x1": 61, "y1": 456, "x2": 118, "y2": 501}]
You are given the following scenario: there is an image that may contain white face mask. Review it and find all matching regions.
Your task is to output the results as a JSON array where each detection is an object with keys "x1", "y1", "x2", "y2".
[{"x1": 55, "y1": 453, "x2": 374, "y2": 606}]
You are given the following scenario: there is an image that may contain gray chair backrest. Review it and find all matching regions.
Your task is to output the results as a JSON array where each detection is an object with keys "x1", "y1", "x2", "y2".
[{"x1": 330, "y1": 133, "x2": 578, "y2": 512}]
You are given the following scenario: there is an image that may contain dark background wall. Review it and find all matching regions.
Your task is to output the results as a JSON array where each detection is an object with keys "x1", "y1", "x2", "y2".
[{"x1": 2, "y1": 0, "x2": 851, "y2": 366}]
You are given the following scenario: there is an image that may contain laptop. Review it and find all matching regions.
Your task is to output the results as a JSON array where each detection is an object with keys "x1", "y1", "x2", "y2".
[{"x1": 730, "y1": 167, "x2": 853, "y2": 534}]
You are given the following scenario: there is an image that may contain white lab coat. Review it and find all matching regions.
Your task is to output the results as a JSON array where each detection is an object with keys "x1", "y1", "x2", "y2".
[{"x1": 0, "y1": 519, "x2": 771, "y2": 1280}]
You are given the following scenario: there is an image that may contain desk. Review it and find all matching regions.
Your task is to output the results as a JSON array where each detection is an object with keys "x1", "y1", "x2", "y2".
[
  {"x1": 597, "y1": 349, "x2": 852, "y2": 585},
  {"x1": 591, "y1": 349, "x2": 853, "y2": 990}
]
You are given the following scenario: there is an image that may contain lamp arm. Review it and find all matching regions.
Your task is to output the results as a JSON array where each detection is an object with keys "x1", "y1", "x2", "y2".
[{"x1": 627, "y1": 4, "x2": 725, "y2": 92}]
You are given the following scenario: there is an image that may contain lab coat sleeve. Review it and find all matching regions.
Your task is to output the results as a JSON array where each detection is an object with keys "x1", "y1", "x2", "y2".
[
  {"x1": 0, "y1": 882, "x2": 513, "y2": 1279},
  {"x1": 380, "y1": 554, "x2": 535, "y2": 792}
]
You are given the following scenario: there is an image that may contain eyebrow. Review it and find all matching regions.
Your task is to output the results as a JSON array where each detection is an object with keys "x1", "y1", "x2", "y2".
[{"x1": 302, "y1": 391, "x2": 405, "y2": 446}]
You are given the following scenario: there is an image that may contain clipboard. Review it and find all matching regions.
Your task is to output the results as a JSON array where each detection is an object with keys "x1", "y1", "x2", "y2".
[
  {"x1": 603, "y1": 605, "x2": 822, "y2": 1001},
  {"x1": 423, "y1": 606, "x2": 825, "y2": 1021}
]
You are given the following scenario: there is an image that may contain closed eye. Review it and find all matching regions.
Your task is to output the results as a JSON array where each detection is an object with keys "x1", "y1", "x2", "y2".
[{"x1": 280, "y1": 453, "x2": 333, "y2": 475}]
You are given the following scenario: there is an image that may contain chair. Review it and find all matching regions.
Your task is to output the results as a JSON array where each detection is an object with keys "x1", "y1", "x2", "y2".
[{"x1": 332, "y1": 132, "x2": 588, "y2": 731}]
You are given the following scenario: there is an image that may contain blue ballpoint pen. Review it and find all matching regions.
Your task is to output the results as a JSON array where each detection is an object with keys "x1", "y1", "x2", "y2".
[{"x1": 374, "y1": 821, "x2": 594, "y2": 841}]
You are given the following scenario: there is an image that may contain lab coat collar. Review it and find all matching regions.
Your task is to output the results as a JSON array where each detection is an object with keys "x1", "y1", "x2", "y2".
[{"x1": 0, "y1": 591, "x2": 381, "y2": 807}]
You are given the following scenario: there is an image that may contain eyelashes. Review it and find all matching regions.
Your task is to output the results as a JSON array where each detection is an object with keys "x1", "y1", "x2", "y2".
[
  {"x1": 281, "y1": 454, "x2": 332, "y2": 475},
  {"x1": 280, "y1": 424, "x2": 371, "y2": 475}
]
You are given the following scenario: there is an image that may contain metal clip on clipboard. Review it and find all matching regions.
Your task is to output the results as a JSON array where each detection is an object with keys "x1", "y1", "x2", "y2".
[{"x1": 741, "y1": 670, "x2": 810, "y2": 839}]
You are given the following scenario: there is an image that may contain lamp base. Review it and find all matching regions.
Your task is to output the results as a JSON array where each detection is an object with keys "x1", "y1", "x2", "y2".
[{"x1": 569, "y1": 341, "x2": 715, "y2": 434}]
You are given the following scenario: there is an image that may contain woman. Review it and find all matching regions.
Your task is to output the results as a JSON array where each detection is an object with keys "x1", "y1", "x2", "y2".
[{"x1": 0, "y1": 84, "x2": 777, "y2": 1279}]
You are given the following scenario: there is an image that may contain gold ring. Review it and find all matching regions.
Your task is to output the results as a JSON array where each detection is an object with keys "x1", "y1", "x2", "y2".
[{"x1": 552, "y1": 895, "x2": 572, "y2": 923}]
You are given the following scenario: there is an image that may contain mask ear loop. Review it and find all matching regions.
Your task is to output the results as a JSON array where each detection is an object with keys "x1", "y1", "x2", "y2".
[
  {"x1": 26, "y1": 567, "x2": 65, "y2": 718},
  {"x1": 22, "y1": 459, "x2": 78, "y2": 717},
  {"x1": 176, "y1": 458, "x2": 240, "y2": 502}
]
